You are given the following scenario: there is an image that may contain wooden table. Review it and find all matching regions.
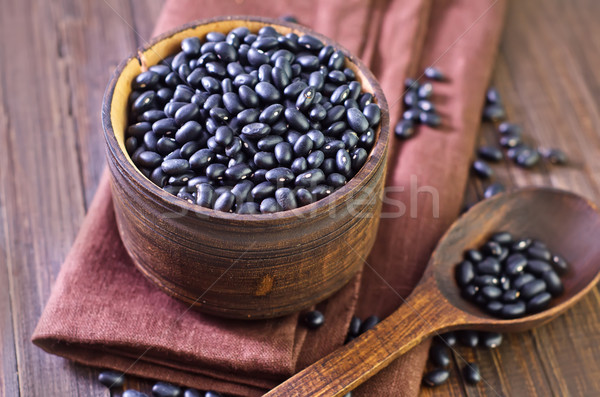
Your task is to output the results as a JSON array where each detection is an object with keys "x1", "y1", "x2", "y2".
[{"x1": 1, "y1": 0, "x2": 599, "y2": 395}]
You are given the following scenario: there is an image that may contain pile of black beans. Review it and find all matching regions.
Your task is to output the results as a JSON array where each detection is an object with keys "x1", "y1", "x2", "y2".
[
  {"x1": 422, "y1": 330, "x2": 502, "y2": 388},
  {"x1": 125, "y1": 26, "x2": 382, "y2": 214},
  {"x1": 455, "y1": 232, "x2": 568, "y2": 319},
  {"x1": 98, "y1": 370, "x2": 222, "y2": 397},
  {"x1": 472, "y1": 87, "x2": 568, "y2": 189},
  {"x1": 394, "y1": 67, "x2": 445, "y2": 139}
]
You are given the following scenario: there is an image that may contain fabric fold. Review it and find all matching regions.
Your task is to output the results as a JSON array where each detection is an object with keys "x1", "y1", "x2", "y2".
[{"x1": 33, "y1": 0, "x2": 507, "y2": 395}]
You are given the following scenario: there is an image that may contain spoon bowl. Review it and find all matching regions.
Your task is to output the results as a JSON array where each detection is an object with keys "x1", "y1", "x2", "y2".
[
  {"x1": 432, "y1": 186, "x2": 600, "y2": 332},
  {"x1": 266, "y1": 187, "x2": 600, "y2": 396}
]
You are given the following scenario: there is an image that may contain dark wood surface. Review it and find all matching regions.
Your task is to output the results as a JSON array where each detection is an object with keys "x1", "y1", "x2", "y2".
[{"x1": 2, "y1": 0, "x2": 600, "y2": 396}]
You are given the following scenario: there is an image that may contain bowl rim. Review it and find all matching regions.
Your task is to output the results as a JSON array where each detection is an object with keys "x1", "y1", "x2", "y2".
[{"x1": 102, "y1": 15, "x2": 390, "y2": 224}]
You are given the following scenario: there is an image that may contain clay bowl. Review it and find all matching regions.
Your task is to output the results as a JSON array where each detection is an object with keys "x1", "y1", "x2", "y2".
[{"x1": 102, "y1": 16, "x2": 389, "y2": 319}]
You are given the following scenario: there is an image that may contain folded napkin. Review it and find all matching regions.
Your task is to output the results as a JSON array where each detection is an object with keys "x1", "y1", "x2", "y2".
[{"x1": 33, "y1": 0, "x2": 507, "y2": 395}]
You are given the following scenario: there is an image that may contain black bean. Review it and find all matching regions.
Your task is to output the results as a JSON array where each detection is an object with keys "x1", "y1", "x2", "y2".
[
  {"x1": 273, "y1": 142, "x2": 293, "y2": 166},
  {"x1": 478, "y1": 146, "x2": 503, "y2": 162},
  {"x1": 132, "y1": 91, "x2": 156, "y2": 114},
  {"x1": 323, "y1": 50, "x2": 343, "y2": 70},
  {"x1": 183, "y1": 389, "x2": 202, "y2": 397},
  {"x1": 482, "y1": 104, "x2": 506, "y2": 122},
  {"x1": 465, "y1": 249, "x2": 483, "y2": 262},
  {"x1": 175, "y1": 121, "x2": 202, "y2": 144},
  {"x1": 188, "y1": 149, "x2": 213, "y2": 170},
  {"x1": 204, "y1": 391, "x2": 222, "y2": 397},
  {"x1": 359, "y1": 315, "x2": 379, "y2": 334},
  {"x1": 213, "y1": 191, "x2": 236, "y2": 212},
  {"x1": 327, "y1": 173, "x2": 346, "y2": 188},
  {"x1": 477, "y1": 257, "x2": 501, "y2": 275},
  {"x1": 455, "y1": 260, "x2": 475, "y2": 287},
  {"x1": 539, "y1": 147, "x2": 568, "y2": 165},
  {"x1": 237, "y1": 202, "x2": 260, "y2": 214},
  {"x1": 527, "y1": 292, "x2": 552, "y2": 313},
  {"x1": 153, "y1": 118, "x2": 178, "y2": 135},
  {"x1": 456, "y1": 330, "x2": 478, "y2": 347},
  {"x1": 301, "y1": 310, "x2": 325, "y2": 329},
  {"x1": 512, "y1": 238, "x2": 532, "y2": 252},
  {"x1": 462, "y1": 284, "x2": 479, "y2": 300},
  {"x1": 437, "y1": 332, "x2": 457, "y2": 347},
  {"x1": 481, "y1": 285, "x2": 502, "y2": 300},
  {"x1": 292, "y1": 135, "x2": 313, "y2": 157},
  {"x1": 527, "y1": 246, "x2": 552, "y2": 262},
  {"x1": 196, "y1": 183, "x2": 216, "y2": 208},
  {"x1": 498, "y1": 122, "x2": 521, "y2": 135},
  {"x1": 486, "y1": 300, "x2": 503, "y2": 315},
  {"x1": 463, "y1": 363, "x2": 481, "y2": 385},
  {"x1": 98, "y1": 370, "x2": 124, "y2": 388},
  {"x1": 241, "y1": 122, "x2": 271, "y2": 139},
  {"x1": 429, "y1": 344, "x2": 450, "y2": 367},
  {"x1": 254, "y1": 151, "x2": 277, "y2": 169},
  {"x1": 330, "y1": 84, "x2": 350, "y2": 105},
  {"x1": 250, "y1": 181, "x2": 275, "y2": 200},
  {"x1": 150, "y1": 167, "x2": 168, "y2": 187},
  {"x1": 225, "y1": 163, "x2": 252, "y2": 182},
  {"x1": 295, "y1": 86, "x2": 316, "y2": 111},
  {"x1": 526, "y1": 260, "x2": 552, "y2": 276},
  {"x1": 473, "y1": 274, "x2": 499, "y2": 287},
  {"x1": 137, "y1": 151, "x2": 162, "y2": 168},
  {"x1": 152, "y1": 382, "x2": 181, "y2": 397},
  {"x1": 275, "y1": 187, "x2": 298, "y2": 210},
  {"x1": 505, "y1": 254, "x2": 527, "y2": 276},
  {"x1": 515, "y1": 148, "x2": 541, "y2": 168},
  {"x1": 502, "y1": 289, "x2": 520, "y2": 303},
  {"x1": 420, "y1": 111, "x2": 442, "y2": 128},
  {"x1": 513, "y1": 273, "x2": 536, "y2": 290},
  {"x1": 541, "y1": 270, "x2": 563, "y2": 296},
  {"x1": 295, "y1": 188, "x2": 314, "y2": 206},
  {"x1": 252, "y1": 81, "x2": 281, "y2": 103},
  {"x1": 128, "y1": 122, "x2": 152, "y2": 139},
  {"x1": 480, "y1": 332, "x2": 503, "y2": 348},
  {"x1": 265, "y1": 167, "x2": 294, "y2": 185},
  {"x1": 161, "y1": 158, "x2": 190, "y2": 175},
  {"x1": 237, "y1": 85, "x2": 258, "y2": 108},
  {"x1": 423, "y1": 369, "x2": 449, "y2": 388},
  {"x1": 499, "y1": 133, "x2": 522, "y2": 149},
  {"x1": 255, "y1": 104, "x2": 283, "y2": 125},
  {"x1": 170, "y1": 172, "x2": 194, "y2": 186},
  {"x1": 485, "y1": 241, "x2": 503, "y2": 257},
  {"x1": 206, "y1": 163, "x2": 226, "y2": 181},
  {"x1": 501, "y1": 300, "x2": 526, "y2": 318},
  {"x1": 295, "y1": 169, "x2": 325, "y2": 187},
  {"x1": 164, "y1": 148, "x2": 181, "y2": 160},
  {"x1": 346, "y1": 107, "x2": 369, "y2": 134},
  {"x1": 520, "y1": 279, "x2": 547, "y2": 300},
  {"x1": 484, "y1": 182, "x2": 505, "y2": 198},
  {"x1": 335, "y1": 149, "x2": 352, "y2": 176},
  {"x1": 472, "y1": 160, "x2": 494, "y2": 179},
  {"x1": 391, "y1": 119, "x2": 413, "y2": 140},
  {"x1": 260, "y1": 197, "x2": 281, "y2": 213},
  {"x1": 551, "y1": 254, "x2": 569, "y2": 275},
  {"x1": 230, "y1": 180, "x2": 254, "y2": 204}
]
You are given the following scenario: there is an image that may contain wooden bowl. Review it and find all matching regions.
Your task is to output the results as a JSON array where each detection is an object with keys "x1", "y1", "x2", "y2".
[{"x1": 102, "y1": 16, "x2": 389, "y2": 319}]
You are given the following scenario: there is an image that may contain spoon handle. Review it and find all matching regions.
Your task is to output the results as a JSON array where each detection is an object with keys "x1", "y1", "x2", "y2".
[{"x1": 265, "y1": 280, "x2": 457, "y2": 396}]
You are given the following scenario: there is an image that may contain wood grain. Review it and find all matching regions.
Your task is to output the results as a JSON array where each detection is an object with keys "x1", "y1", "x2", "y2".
[
  {"x1": 2, "y1": 0, "x2": 600, "y2": 395},
  {"x1": 0, "y1": 0, "x2": 162, "y2": 396}
]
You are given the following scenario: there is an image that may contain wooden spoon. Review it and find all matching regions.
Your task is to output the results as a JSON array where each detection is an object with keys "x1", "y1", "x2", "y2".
[{"x1": 265, "y1": 187, "x2": 600, "y2": 396}]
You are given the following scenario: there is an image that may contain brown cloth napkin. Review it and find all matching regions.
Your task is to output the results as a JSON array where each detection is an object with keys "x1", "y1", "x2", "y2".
[{"x1": 33, "y1": 0, "x2": 507, "y2": 395}]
